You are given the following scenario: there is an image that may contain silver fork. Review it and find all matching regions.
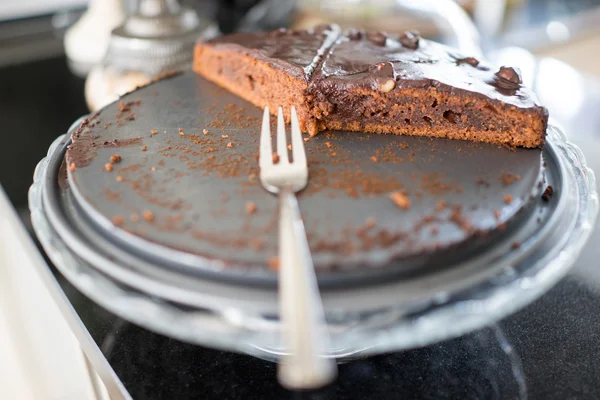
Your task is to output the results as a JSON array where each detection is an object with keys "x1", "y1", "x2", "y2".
[{"x1": 259, "y1": 106, "x2": 337, "y2": 389}]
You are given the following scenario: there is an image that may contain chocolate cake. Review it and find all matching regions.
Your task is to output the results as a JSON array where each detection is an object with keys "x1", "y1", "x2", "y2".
[{"x1": 193, "y1": 25, "x2": 548, "y2": 148}]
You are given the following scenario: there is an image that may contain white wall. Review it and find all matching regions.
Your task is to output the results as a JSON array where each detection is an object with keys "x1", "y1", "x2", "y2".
[{"x1": 0, "y1": 0, "x2": 88, "y2": 21}]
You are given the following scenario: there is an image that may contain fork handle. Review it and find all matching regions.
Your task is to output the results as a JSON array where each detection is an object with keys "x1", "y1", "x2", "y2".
[{"x1": 277, "y1": 186, "x2": 338, "y2": 389}]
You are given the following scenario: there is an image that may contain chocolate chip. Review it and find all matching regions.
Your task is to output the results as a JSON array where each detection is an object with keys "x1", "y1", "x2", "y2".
[
  {"x1": 399, "y1": 31, "x2": 420, "y2": 50},
  {"x1": 542, "y1": 185, "x2": 553, "y2": 201},
  {"x1": 367, "y1": 31, "x2": 387, "y2": 46},
  {"x1": 347, "y1": 29, "x2": 363, "y2": 41},
  {"x1": 496, "y1": 66, "x2": 522, "y2": 85},
  {"x1": 457, "y1": 57, "x2": 479, "y2": 67}
]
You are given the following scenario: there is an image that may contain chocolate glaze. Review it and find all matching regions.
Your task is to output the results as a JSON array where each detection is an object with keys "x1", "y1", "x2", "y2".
[
  {"x1": 206, "y1": 25, "x2": 340, "y2": 82},
  {"x1": 206, "y1": 25, "x2": 546, "y2": 113}
]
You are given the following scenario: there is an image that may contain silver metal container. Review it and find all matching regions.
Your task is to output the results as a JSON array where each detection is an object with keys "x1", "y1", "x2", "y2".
[{"x1": 85, "y1": 0, "x2": 217, "y2": 111}]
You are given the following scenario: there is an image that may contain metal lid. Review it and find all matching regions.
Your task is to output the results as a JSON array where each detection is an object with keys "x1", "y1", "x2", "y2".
[{"x1": 104, "y1": 0, "x2": 217, "y2": 75}]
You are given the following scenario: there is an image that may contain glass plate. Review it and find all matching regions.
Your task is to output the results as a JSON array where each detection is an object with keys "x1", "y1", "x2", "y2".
[{"x1": 29, "y1": 123, "x2": 598, "y2": 361}]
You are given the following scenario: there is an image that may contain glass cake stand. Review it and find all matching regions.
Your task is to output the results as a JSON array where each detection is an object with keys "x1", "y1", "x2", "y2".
[{"x1": 29, "y1": 117, "x2": 598, "y2": 361}]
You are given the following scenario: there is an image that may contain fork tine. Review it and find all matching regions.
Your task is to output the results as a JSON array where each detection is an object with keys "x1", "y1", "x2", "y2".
[
  {"x1": 290, "y1": 107, "x2": 306, "y2": 167},
  {"x1": 260, "y1": 107, "x2": 273, "y2": 169},
  {"x1": 277, "y1": 107, "x2": 289, "y2": 164}
]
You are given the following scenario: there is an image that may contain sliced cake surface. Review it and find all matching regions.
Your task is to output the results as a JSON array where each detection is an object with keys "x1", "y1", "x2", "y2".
[{"x1": 193, "y1": 25, "x2": 548, "y2": 148}]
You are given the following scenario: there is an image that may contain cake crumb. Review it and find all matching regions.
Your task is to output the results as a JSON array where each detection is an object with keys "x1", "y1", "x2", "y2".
[
  {"x1": 436, "y1": 200, "x2": 446, "y2": 211},
  {"x1": 226, "y1": 141, "x2": 233, "y2": 148},
  {"x1": 141, "y1": 145, "x2": 148, "y2": 151},
  {"x1": 542, "y1": 186, "x2": 553, "y2": 201},
  {"x1": 304, "y1": 137, "x2": 310, "y2": 142},
  {"x1": 109, "y1": 154, "x2": 122, "y2": 163},
  {"x1": 287, "y1": 144, "x2": 292, "y2": 151},
  {"x1": 272, "y1": 152, "x2": 280, "y2": 164},
  {"x1": 202, "y1": 129, "x2": 209, "y2": 135},
  {"x1": 142, "y1": 210, "x2": 154, "y2": 222},
  {"x1": 268, "y1": 256, "x2": 280, "y2": 270},
  {"x1": 246, "y1": 202, "x2": 257, "y2": 214},
  {"x1": 150, "y1": 129, "x2": 158, "y2": 135},
  {"x1": 251, "y1": 239, "x2": 264, "y2": 250},
  {"x1": 476, "y1": 178, "x2": 490, "y2": 186},
  {"x1": 503, "y1": 194, "x2": 513, "y2": 204},
  {"x1": 119, "y1": 101, "x2": 130, "y2": 112},
  {"x1": 150, "y1": 167, "x2": 156, "y2": 172},
  {"x1": 221, "y1": 134, "x2": 228, "y2": 138},
  {"x1": 116, "y1": 175, "x2": 124, "y2": 182},
  {"x1": 325, "y1": 141, "x2": 332, "y2": 148},
  {"x1": 390, "y1": 191, "x2": 411, "y2": 209},
  {"x1": 500, "y1": 173, "x2": 521, "y2": 185},
  {"x1": 370, "y1": 156, "x2": 378, "y2": 163},
  {"x1": 179, "y1": 131, "x2": 185, "y2": 136},
  {"x1": 104, "y1": 163, "x2": 113, "y2": 172},
  {"x1": 112, "y1": 215, "x2": 125, "y2": 226},
  {"x1": 346, "y1": 187, "x2": 358, "y2": 198},
  {"x1": 450, "y1": 206, "x2": 471, "y2": 232},
  {"x1": 68, "y1": 162, "x2": 76, "y2": 171}
]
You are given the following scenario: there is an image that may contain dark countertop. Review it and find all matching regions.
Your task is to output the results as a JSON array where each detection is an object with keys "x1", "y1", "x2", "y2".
[
  {"x1": 52, "y1": 266, "x2": 600, "y2": 399},
  {"x1": 0, "y1": 56, "x2": 87, "y2": 209}
]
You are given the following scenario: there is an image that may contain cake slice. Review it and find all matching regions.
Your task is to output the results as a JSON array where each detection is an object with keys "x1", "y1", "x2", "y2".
[{"x1": 193, "y1": 25, "x2": 548, "y2": 148}]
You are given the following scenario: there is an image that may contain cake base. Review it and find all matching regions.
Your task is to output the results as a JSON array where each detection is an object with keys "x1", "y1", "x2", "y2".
[{"x1": 65, "y1": 72, "x2": 545, "y2": 278}]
